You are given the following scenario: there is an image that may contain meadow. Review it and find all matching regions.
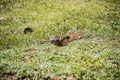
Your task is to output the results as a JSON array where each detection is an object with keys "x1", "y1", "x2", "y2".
[{"x1": 0, "y1": 0, "x2": 120, "y2": 79}]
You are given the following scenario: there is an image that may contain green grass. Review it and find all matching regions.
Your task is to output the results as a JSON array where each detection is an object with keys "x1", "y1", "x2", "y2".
[{"x1": 0, "y1": 0, "x2": 120, "y2": 79}]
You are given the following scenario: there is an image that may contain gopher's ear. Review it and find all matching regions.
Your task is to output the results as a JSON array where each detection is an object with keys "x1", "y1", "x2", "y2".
[{"x1": 65, "y1": 35, "x2": 70, "y2": 39}]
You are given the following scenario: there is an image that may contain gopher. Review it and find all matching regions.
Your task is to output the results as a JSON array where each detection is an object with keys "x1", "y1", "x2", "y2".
[
  {"x1": 49, "y1": 30, "x2": 85, "y2": 46},
  {"x1": 49, "y1": 36, "x2": 70, "y2": 46}
]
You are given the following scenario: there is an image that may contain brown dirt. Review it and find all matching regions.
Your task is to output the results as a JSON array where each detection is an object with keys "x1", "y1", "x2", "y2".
[{"x1": 1, "y1": 73, "x2": 17, "y2": 80}]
